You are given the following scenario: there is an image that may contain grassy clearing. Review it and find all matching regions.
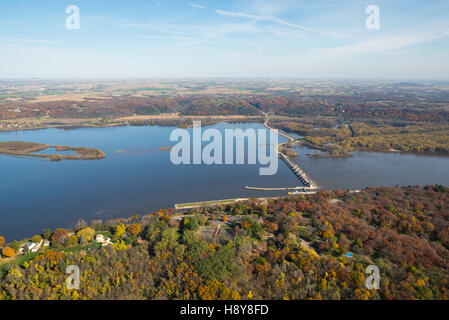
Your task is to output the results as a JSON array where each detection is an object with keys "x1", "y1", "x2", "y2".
[
  {"x1": 175, "y1": 198, "x2": 246, "y2": 209},
  {"x1": 0, "y1": 240, "x2": 103, "y2": 275}
]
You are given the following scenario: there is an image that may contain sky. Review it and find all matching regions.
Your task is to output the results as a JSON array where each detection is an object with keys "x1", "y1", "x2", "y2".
[{"x1": 0, "y1": 0, "x2": 448, "y2": 79}]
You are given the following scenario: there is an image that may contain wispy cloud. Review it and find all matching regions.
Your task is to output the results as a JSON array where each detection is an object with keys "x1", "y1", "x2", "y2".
[
  {"x1": 239, "y1": 0, "x2": 298, "y2": 16},
  {"x1": 312, "y1": 23, "x2": 449, "y2": 61},
  {"x1": 188, "y1": 2, "x2": 206, "y2": 9},
  {"x1": 136, "y1": 35, "x2": 196, "y2": 41},
  {"x1": 123, "y1": 23, "x2": 186, "y2": 34},
  {"x1": 214, "y1": 9, "x2": 336, "y2": 37},
  {"x1": 0, "y1": 38, "x2": 55, "y2": 44}
]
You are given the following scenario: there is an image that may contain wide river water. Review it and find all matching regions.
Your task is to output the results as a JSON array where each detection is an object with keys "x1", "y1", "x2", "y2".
[{"x1": 1, "y1": 122, "x2": 448, "y2": 240}]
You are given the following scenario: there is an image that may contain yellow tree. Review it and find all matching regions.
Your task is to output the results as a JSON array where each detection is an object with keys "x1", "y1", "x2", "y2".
[
  {"x1": 114, "y1": 224, "x2": 126, "y2": 239},
  {"x1": 76, "y1": 227, "x2": 96, "y2": 242}
]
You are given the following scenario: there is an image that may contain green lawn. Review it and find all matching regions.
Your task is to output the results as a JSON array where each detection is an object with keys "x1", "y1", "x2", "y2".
[
  {"x1": 0, "y1": 240, "x2": 103, "y2": 275},
  {"x1": 0, "y1": 252, "x2": 39, "y2": 275},
  {"x1": 176, "y1": 198, "x2": 243, "y2": 209}
]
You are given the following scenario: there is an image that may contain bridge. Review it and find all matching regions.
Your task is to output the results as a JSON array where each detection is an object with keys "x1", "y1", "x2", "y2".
[
  {"x1": 245, "y1": 153, "x2": 317, "y2": 191},
  {"x1": 278, "y1": 152, "x2": 317, "y2": 189},
  {"x1": 245, "y1": 186, "x2": 315, "y2": 191},
  {"x1": 245, "y1": 106, "x2": 318, "y2": 193}
]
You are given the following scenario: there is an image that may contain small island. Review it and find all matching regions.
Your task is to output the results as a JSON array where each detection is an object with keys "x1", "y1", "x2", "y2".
[{"x1": 0, "y1": 141, "x2": 105, "y2": 161}]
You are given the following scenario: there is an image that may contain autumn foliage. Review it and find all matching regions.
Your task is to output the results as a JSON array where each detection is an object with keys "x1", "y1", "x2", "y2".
[
  {"x1": 0, "y1": 185, "x2": 448, "y2": 300},
  {"x1": 1, "y1": 246, "x2": 15, "y2": 258}
]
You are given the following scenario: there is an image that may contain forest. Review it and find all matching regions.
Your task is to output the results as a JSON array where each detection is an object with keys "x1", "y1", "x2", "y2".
[
  {"x1": 2, "y1": 84, "x2": 448, "y2": 155},
  {"x1": 1, "y1": 85, "x2": 448, "y2": 122},
  {"x1": 269, "y1": 116, "x2": 449, "y2": 155},
  {"x1": 1, "y1": 185, "x2": 448, "y2": 300}
]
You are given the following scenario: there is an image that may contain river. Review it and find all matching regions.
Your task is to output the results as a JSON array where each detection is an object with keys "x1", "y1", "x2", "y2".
[{"x1": 0, "y1": 122, "x2": 448, "y2": 240}]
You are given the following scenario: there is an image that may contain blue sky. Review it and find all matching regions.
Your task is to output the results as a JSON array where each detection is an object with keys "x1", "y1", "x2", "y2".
[{"x1": 0, "y1": 0, "x2": 448, "y2": 79}]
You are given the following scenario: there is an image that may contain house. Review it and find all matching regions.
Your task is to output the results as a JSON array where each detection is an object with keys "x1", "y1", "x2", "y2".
[
  {"x1": 18, "y1": 242, "x2": 36, "y2": 253},
  {"x1": 95, "y1": 234, "x2": 112, "y2": 247},
  {"x1": 18, "y1": 240, "x2": 46, "y2": 254},
  {"x1": 31, "y1": 240, "x2": 44, "y2": 253}
]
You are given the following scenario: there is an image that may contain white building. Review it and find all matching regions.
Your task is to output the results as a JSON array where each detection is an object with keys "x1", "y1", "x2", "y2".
[{"x1": 95, "y1": 234, "x2": 112, "y2": 247}]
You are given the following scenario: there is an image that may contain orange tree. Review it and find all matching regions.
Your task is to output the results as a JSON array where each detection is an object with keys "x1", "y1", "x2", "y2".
[
  {"x1": 2, "y1": 246, "x2": 15, "y2": 258},
  {"x1": 128, "y1": 223, "x2": 142, "y2": 236}
]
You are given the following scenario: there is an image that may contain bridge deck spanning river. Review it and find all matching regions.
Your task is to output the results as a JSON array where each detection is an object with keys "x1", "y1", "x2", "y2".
[
  {"x1": 245, "y1": 152, "x2": 317, "y2": 192},
  {"x1": 278, "y1": 152, "x2": 317, "y2": 189},
  {"x1": 246, "y1": 109, "x2": 318, "y2": 193}
]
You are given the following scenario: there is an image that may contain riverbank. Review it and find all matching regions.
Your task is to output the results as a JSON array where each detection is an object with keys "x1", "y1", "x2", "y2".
[{"x1": 0, "y1": 114, "x2": 264, "y2": 133}]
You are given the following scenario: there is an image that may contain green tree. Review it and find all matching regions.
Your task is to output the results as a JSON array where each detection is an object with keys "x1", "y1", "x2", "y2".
[
  {"x1": 124, "y1": 235, "x2": 138, "y2": 246},
  {"x1": 260, "y1": 204, "x2": 268, "y2": 217},
  {"x1": 144, "y1": 224, "x2": 156, "y2": 241},
  {"x1": 182, "y1": 230, "x2": 199, "y2": 246},
  {"x1": 195, "y1": 245, "x2": 237, "y2": 281},
  {"x1": 10, "y1": 241, "x2": 20, "y2": 252},
  {"x1": 154, "y1": 229, "x2": 185, "y2": 257},
  {"x1": 250, "y1": 221, "x2": 263, "y2": 239},
  {"x1": 32, "y1": 235, "x2": 42, "y2": 244},
  {"x1": 43, "y1": 228, "x2": 51, "y2": 240},
  {"x1": 182, "y1": 217, "x2": 199, "y2": 232}
]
